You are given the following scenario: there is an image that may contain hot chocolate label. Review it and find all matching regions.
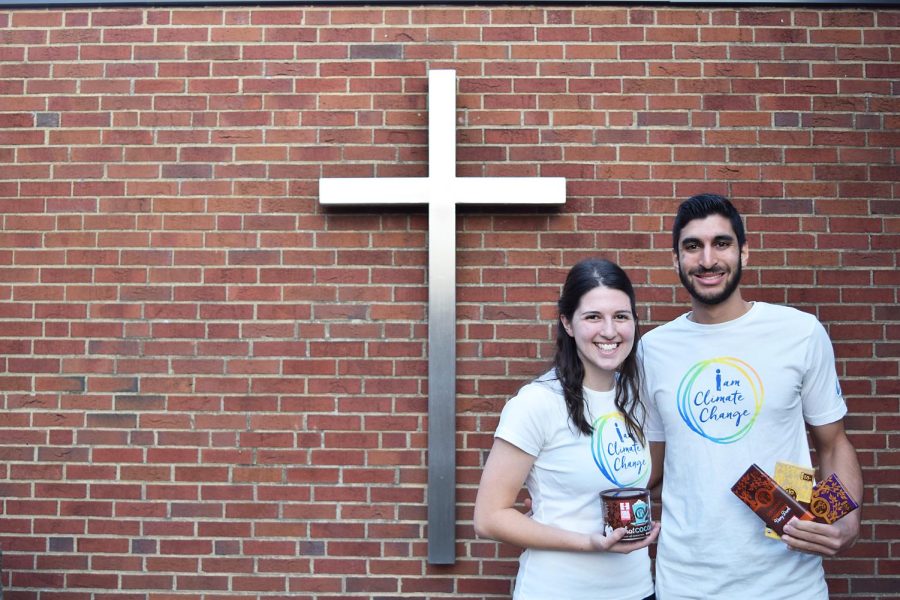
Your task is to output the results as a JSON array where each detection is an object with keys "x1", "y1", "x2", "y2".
[
  {"x1": 591, "y1": 411, "x2": 650, "y2": 488},
  {"x1": 601, "y1": 488, "x2": 652, "y2": 541},
  {"x1": 676, "y1": 357, "x2": 764, "y2": 444}
]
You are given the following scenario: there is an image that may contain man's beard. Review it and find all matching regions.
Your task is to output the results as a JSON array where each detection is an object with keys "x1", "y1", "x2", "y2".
[{"x1": 678, "y1": 259, "x2": 742, "y2": 306}]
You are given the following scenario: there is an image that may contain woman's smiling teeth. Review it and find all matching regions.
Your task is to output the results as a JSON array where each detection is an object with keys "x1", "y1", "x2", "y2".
[{"x1": 596, "y1": 342, "x2": 618, "y2": 351}]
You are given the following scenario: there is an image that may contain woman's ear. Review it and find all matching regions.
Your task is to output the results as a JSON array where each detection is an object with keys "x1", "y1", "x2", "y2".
[{"x1": 560, "y1": 315, "x2": 573, "y2": 337}]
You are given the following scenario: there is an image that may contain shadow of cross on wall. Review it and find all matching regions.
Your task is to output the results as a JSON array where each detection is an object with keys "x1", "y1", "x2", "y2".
[{"x1": 319, "y1": 69, "x2": 566, "y2": 564}]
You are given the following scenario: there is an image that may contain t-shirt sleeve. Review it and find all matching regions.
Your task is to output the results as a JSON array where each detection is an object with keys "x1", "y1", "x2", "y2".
[
  {"x1": 643, "y1": 394, "x2": 665, "y2": 442},
  {"x1": 638, "y1": 342, "x2": 665, "y2": 442},
  {"x1": 494, "y1": 386, "x2": 548, "y2": 457},
  {"x1": 801, "y1": 319, "x2": 848, "y2": 426}
]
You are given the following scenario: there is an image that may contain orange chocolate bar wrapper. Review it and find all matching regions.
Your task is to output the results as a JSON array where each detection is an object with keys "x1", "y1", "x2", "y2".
[{"x1": 731, "y1": 464, "x2": 814, "y2": 536}]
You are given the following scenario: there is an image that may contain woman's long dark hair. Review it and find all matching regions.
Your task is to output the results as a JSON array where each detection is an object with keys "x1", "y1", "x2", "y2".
[{"x1": 554, "y1": 258, "x2": 645, "y2": 444}]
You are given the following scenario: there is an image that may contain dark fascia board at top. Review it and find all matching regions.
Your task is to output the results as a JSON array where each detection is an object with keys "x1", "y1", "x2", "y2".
[{"x1": 1, "y1": 0, "x2": 898, "y2": 7}]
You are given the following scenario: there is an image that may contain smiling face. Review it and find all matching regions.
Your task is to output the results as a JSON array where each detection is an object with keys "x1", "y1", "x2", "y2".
[
  {"x1": 560, "y1": 286, "x2": 636, "y2": 392},
  {"x1": 674, "y1": 213, "x2": 749, "y2": 316}
]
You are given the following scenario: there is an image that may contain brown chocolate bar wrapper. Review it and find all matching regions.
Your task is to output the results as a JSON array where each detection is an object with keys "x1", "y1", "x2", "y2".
[
  {"x1": 731, "y1": 464, "x2": 815, "y2": 536},
  {"x1": 810, "y1": 472, "x2": 859, "y2": 524}
]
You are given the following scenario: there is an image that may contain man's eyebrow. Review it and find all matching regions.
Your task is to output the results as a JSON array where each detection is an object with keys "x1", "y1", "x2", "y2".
[{"x1": 680, "y1": 234, "x2": 735, "y2": 246}]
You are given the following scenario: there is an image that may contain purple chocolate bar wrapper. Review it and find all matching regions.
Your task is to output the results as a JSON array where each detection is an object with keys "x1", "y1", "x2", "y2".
[{"x1": 810, "y1": 472, "x2": 859, "y2": 524}]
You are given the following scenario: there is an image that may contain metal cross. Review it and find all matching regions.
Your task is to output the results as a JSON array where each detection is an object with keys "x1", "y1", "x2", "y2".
[{"x1": 319, "y1": 69, "x2": 566, "y2": 564}]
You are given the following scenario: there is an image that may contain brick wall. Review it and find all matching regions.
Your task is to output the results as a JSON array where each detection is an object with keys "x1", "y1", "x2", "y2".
[{"x1": 0, "y1": 4, "x2": 898, "y2": 598}]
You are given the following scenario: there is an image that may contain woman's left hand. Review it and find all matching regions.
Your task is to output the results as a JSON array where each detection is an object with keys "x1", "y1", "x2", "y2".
[{"x1": 589, "y1": 521, "x2": 661, "y2": 554}]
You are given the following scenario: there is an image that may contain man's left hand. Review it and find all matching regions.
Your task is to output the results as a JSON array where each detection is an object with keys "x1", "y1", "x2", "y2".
[{"x1": 781, "y1": 516, "x2": 859, "y2": 557}]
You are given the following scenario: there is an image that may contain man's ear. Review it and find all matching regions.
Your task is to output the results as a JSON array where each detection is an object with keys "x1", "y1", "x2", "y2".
[
  {"x1": 671, "y1": 251, "x2": 679, "y2": 274},
  {"x1": 740, "y1": 242, "x2": 749, "y2": 267}
]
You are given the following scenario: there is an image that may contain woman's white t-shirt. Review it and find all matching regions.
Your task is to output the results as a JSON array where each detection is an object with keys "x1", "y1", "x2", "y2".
[{"x1": 495, "y1": 372, "x2": 653, "y2": 600}]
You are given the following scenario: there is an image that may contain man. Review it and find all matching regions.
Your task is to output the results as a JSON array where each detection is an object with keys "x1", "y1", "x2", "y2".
[{"x1": 641, "y1": 193, "x2": 862, "y2": 599}]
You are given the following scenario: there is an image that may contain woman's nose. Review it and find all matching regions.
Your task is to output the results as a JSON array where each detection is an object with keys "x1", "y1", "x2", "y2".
[{"x1": 599, "y1": 318, "x2": 616, "y2": 337}]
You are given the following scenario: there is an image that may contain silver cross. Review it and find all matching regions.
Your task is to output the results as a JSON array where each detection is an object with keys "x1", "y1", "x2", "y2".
[{"x1": 319, "y1": 69, "x2": 566, "y2": 564}]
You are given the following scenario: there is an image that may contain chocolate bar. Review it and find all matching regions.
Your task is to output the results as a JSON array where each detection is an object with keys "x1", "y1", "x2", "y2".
[
  {"x1": 764, "y1": 461, "x2": 815, "y2": 539},
  {"x1": 810, "y1": 472, "x2": 859, "y2": 524},
  {"x1": 731, "y1": 464, "x2": 814, "y2": 536}
]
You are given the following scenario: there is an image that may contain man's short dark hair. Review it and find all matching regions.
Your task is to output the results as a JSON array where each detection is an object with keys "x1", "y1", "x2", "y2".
[{"x1": 672, "y1": 193, "x2": 746, "y2": 252}]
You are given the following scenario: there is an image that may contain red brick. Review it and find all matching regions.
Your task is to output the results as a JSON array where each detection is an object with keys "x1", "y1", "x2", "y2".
[{"x1": 0, "y1": 6, "x2": 896, "y2": 598}]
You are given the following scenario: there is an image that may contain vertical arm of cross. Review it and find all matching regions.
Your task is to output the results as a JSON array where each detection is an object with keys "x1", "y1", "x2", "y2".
[
  {"x1": 425, "y1": 70, "x2": 458, "y2": 565},
  {"x1": 429, "y1": 70, "x2": 455, "y2": 181},
  {"x1": 426, "y1": 196, "x2": 457, "y2": 565}
]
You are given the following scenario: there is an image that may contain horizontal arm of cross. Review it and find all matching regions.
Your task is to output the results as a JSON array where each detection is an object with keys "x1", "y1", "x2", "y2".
[{"x1": 320, "y1": 176, "x2": 565, "y2": 206}]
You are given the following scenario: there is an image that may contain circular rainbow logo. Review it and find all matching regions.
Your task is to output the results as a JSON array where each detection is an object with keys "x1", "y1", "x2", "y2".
[
  {"x1": 676, "y1": 357, "x2": 763, "y2": 444},
  {"x1": 591, "y1": 412, "x2": 650, "y2": 487}
]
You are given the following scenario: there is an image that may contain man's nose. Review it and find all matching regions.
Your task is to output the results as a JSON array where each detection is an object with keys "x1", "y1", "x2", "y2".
[{"x1": 699, "y1": 244, "x2": 715, "y2": 267}]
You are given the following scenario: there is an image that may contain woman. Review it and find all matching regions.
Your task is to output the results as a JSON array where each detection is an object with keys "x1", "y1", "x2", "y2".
[{"x1": 474, "y1": 258, "x2": 659, "y2": 600}]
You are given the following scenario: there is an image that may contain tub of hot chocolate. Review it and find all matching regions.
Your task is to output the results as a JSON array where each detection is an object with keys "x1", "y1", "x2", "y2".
[{"x1": 600, "y1": 487, "x2": 652, "y2": 542}]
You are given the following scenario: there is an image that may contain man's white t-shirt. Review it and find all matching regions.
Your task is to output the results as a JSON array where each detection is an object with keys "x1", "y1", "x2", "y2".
[
  {"x1": 495, "y1": 372, "x2": 653, "y2": 600},
  {"x1": 640, "y1": 302, "x2": 847, "y2": 599}
]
